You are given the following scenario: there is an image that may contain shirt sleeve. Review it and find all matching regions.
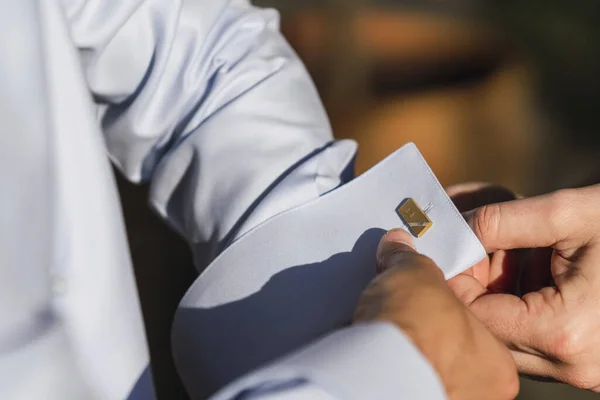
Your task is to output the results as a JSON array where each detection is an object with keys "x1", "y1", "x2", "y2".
[
  {"x1": 211, "y1": 323, "x2": 447, "y2": 400},
  {"x1": 60, "y1": 0, "x2": 356, "y2": 269},
  {"x1": 61, "y1": 1, "x2": 446, "y2": 398}
]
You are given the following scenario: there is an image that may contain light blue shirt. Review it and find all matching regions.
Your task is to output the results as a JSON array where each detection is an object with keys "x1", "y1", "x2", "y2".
[{"x1": 0, "y1": 0, "x2": 446, "y2": 398}]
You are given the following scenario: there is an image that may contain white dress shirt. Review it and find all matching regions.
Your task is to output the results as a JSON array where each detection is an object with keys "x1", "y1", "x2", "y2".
[{"x1": 0, "y1": 0, "x2": 450, "y2": 399}]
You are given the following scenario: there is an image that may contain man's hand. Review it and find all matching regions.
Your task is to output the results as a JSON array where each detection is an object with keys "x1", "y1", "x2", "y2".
[
  {"x1": 354, "y1": 229, "x2": 519, "y2": 400},
  {"x1": 446, "y1": 182, "x2": 520, "y2": 293},
  {"x1": 449, "y1": 185, "x2": 600, "y2": 391}
]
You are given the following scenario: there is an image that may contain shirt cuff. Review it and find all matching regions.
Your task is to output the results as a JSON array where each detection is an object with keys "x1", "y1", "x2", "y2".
[{"x1": 210, "y1": 322, "x2": 447, "y2": 400}]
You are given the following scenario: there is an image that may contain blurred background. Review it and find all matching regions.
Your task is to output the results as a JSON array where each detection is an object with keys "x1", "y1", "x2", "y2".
[{"x1": 119, "y1": 0, "x2": 600, "y2": 398}]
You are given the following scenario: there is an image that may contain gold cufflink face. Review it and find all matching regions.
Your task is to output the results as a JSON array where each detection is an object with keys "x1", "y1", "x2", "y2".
[{"x1": 396, "y1": 198, "x2": 433, "y2": 238}]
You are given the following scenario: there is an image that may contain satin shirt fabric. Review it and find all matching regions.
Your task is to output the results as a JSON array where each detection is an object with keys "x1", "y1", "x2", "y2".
[{"x1": 0, "y1": 1, "x2": 445, "y2": 399}]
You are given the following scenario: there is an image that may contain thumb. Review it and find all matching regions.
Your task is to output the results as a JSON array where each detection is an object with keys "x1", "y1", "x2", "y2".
[
  {"x1": 450, "y1": 277, "x2": 538, "y2": 350},
  {"x1": 447, "y1": 273, "x2": 488, "y2": 306},
  {"x1": 465, "y1": 192, "x2": 574, "y2": 253},
  {"x1": 376, "y1": 228, "x2": 446, "y2": 286},
  {"x1": 376, "y1": 228, "x2": 418, "y2": 273}
]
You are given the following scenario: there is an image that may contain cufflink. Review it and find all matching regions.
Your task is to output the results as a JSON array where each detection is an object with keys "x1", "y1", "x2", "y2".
[{"x1": 396, "y1": 198, "x2": 433, "y2": 238}]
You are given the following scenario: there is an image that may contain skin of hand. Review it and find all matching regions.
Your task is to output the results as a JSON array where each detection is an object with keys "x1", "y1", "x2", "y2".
[
  {"x1": 354, "y1": 228, "x2": 519, "y2": 400},
  {"x1": 448, "y1": 184, "x2": 600, "y2": 391},
  {"x1": 445, "y1": 183, "x2": 521, "y2": 293}
]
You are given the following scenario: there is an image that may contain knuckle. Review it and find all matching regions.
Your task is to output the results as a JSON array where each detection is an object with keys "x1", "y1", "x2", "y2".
[
  {"x1": 550, "y1": 188, "x2": 578, "y2": 205},
  {"x1": 547, "y1": 189, "x2": 580, "y2": 233},
  {"x1": 551, "y1": 324, "x2": 585, "y2": 363},
  {"x1": 473, "y1": 203, "x2": 500, "y2": 242}
]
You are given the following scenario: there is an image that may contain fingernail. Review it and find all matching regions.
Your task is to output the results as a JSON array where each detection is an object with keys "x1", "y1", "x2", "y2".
[
  {"x1": 384, "y1": 228, "x2": 416, "y2": 250},
  {"x1": 376, "y1": 229, "x2": 417, "y2": 273}
]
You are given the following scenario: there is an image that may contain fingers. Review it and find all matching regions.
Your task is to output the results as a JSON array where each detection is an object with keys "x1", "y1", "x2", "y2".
[
  {"x1": 449, "y1": 274, "x2": 541, "y2": 347},
  {"x1": 447, "y1": 182, "x2": 521, "y2": 292},
  {"x1": 486, "y1": 250, "x2": 521, "y2": 294},
  {"x1": 447, "y1": 273, "x2": 488, "y2": 306},
  {"x1": 464, "y1": 191, "x2": 577, "y2": 253},
  {"x1": 512, "y1": 352, "x2": 561, "y2": 381},
  {"x1": 450, "y1": 277, "x2": 571, "y2": 385},
  {"x1": 376, "y1": 228, "x2": 416, "y2": 273},
  {"x1": 376, "y1": 229, "x2": 440, "y2": 276},
  {"x1": 446, "y1": 182, "x2": 517, "y2": 213},
  {"x1": 358, "y1": 228, "x2": 449, "y2": 325},
  {"x1": 455, "y1": 288, "x2": 568, "y2": 375}
]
